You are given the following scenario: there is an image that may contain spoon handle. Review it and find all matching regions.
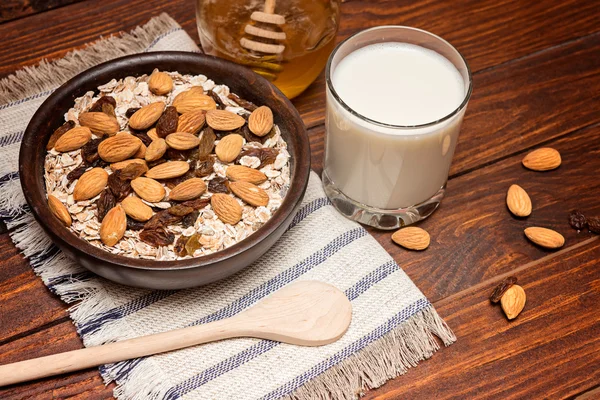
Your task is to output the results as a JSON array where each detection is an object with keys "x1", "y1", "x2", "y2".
[{"x1": 0, "y1": 319, "x2": 237, "y2": 387}]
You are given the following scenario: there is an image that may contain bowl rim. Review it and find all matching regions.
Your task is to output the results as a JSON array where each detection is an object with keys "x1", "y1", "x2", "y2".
[{"x1": 19, "y1": 51, "x2": 311, "y2": 271}]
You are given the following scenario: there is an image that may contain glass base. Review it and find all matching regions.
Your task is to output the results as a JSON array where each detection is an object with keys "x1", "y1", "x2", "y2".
[{"x1": 322, "y1": 170, "x2": 445, "y2": 230}]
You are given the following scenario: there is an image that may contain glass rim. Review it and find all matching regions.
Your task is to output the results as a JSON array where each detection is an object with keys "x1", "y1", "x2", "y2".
[{"x1": 325, "y1": 25, "x2": 473, "y2": 130}]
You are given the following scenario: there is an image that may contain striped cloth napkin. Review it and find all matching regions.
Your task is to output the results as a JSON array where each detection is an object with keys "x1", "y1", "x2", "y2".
[{"x1": 0, "y1": 13, "x2": 454, "y2": 400}]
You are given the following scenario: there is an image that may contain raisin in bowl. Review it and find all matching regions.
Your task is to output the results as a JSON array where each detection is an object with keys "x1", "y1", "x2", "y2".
[{"x1": 20, "y1": 52, "x2": 310, "y2": 290}]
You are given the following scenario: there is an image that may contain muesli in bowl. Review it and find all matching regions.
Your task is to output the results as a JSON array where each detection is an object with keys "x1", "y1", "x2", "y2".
[{"x1": 44, "y1": 70, "x2": 290, "y2": 261}]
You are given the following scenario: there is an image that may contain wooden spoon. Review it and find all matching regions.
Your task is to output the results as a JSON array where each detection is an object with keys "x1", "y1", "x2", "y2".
[{"x1": 0, "y1": 281, "x2": 352, "y2": 387}]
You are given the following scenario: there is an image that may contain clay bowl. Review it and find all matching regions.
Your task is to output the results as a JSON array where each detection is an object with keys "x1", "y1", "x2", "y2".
[{"x1": 19, "y1": 52, "x2": 310, "y2": 289}]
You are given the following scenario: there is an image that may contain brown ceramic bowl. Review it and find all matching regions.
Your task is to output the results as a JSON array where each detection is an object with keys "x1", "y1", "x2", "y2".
[{"x1": 19, "y1": 52, "x2": 310, "y2": 289}]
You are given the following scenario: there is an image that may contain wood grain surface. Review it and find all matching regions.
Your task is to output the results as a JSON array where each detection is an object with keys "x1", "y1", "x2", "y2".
[
  {"x1": 0, "y1": 0, "x2": 599, "y2": 398},
  {"x1": 0, "y1": 0, "x2": 82, "y2": 23}
]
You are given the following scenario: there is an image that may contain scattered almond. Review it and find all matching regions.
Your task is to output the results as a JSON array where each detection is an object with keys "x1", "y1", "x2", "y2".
[
  {"x1": 215, "y1": 134, "x2": 244, "y2": 163},
  {"x1": 226, "y1": 165, "x2": 267, "y2": 185},
  {"x1": 48, "y1": 195, "x2": 72, "y2": 226},
  {"x1": 78, "y1": 112, "x2": 119, "y2": 135},
  {"x1": 145, "y1": 161, "x2": 190, "y2": 179},
  {"x1": 506, "y1": 184, "x2": 532, "y2": 217},
  {"x1": 500, "y1": 284, "x2": 526, "y2": 320},
  {"x1": 148, "y1": 71, "x2": 173, "y2": 95},
  {"x1": 391, "y1": 227, "x2": 430, "y2": 250},
  {"x1": 121, "y1": 196, "x2": 153, "y2": 221},
  {"x1": 131, "y1": 177, "x2": 166, "y2": 203},
  {"x1": 522, "y1": 147, "x2": 561, "y2": 171},
  {"x1": 172, "y1": 87, "x2": 216, "y2": 113},
  {"x1": 54, "y1": 127, "x2": 92, "y2": 152},
  {"x1": 169, "y1": 178, "x2": 207, "y2": 201},
  {"x1": 165, "y1": 132, "x2": 201, "y2": 150},
  {"x1": 248, "y1": 106, "x2": 273, "y2": 136},
  {"x1": 524, "y1": 227, "x2": 564, "y2": 249},
  {"x1": 98, "y1": 132, "x2": 142, "y2": 162},
  {"x1": 177, "y1": 110, "x2": 206, "y2": 134},
  {"x1": 129, "y1": 102, "x2": 165, "y2": 130},
  {"x1": 206, "y1": 109, "x2": 246, "y2": 131},
  {"x1": 110, "y1": 158, "x2": 148, "y2": 172},
  {"x1": 145, "y1": 138, "x2": 167, "y2": 162},
  {"x1": 100, "y1": 205, "x2": 127, "y2": 246},
  {"x1": 134, "y1": 142, "x2": 147, "y2": 159},
  {"x1": 73, "y1": 167, "x2": 108, "y2": 201},
  {"x1": 147, "y1": 128, "x2": 159, "y2": 141},
  {"x1": 230, "y1": 181, "x2": 269, "y2": 206},
  {"x1": 211, "y1": 193, "x2": 242, "y2": 225}
]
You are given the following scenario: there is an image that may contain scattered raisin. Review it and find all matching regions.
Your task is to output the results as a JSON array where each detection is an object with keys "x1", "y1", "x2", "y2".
[
  {"x1": 130, "y1": 129, "x2": 153, "y2": 146},
  {"x1": 237, "y1": 148, "x2": 278, "y2": 168},
  {"x1": 97, "y1": 190, "x2": 116, "y2": 222},
  {"x1": 88, "y1": 96, "x2": 116, "y2": 112},
  {"x1": 588, "y1": 217, "x2": 600, "y2": 234},
  {"x1": 181, "y1": 210, "x2": 199, "y2": 228},
  {"x1": 47, "y1": 120, "x2": 76, "y2": 150},
  {"x1": 126, "y1": 217, "x2": 146, "y2": 231},
  {"x1": 490, "y1": 276, "x2": 518, "y2": 303},
  {"x1": 67, "y1": 165, "x2": 88, "y2": 183},
  {"x1": 147, "y1": 158, "x2": 167, "y2": 168},
  {"x1": 164, "y1": 171, "x2": 196, "y2": 189},
  {"x1": 140, "y1": 227, "x2": 175, "y2": 246},
  {"x1": 166, "y1": 148, "x2": 194, "y2": 161},
  {"x1": 168, "y1": 204, "x2": 194, "y2": 217},
  {"x1": 174, "y1": 235, "x2": 189, "y2": 256},
  {"x1": 81, "y1": 138, "x2": 102, "y2": 165},
  {"x1": 195, "y1": 156, "x2": 215, "y2": 177},
  {"x1": 101, "y1": 103, "x2": 116, "y2": 117},
  {"x1": 185, "y1": 233, "x2": 202, "y2": 255},
  {"x1": 209, "y1": 177, "x2": 230, "y2": 194},
  {"x1": 568, "y1": 210, "x2": 587, "y2": 231},
  {"x1": 241, "y1": 125, "x2": 262, "y2": 143},
  {"x1": 208, "y1": 90, "x2": 226, "y2": 109},
  {"x1": 181, "y1": 198, "x2": 209, "y2": 210},
  {"x1": 227, "y1": 93, "x2": 257, "y2": 111},
  {"x1": 156, "y1": 106, "x2": 179, "y2": 138},
  {"x1": 144, "y1": 210, "x2": 182, "y2": 230},
  {"x1": 108, "y1": 171, "x2": 132, "y2": 201},
  {"x1": 198, "y1": 127, "x2": 216, "y2": 157},
  {"x1": 119, "y1": 162, "x2": 147, "y2": 180},
  {"x1": 125, "y1": 107, "x2": 141, "y2": 118}
]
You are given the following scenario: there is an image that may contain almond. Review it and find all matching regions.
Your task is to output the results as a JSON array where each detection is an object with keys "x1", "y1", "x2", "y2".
[
  {"x1": 524, "y1": 227, "x2": 564, "y2": 249},
  {"x1": 148, "y1": 71, "x2": 173, "y2": 95},
  {"x1": 391, "y1": 227, "x2": 430, "y2": 250},
  {"x1": 110, "y1": 158, "x2": 148, "y2": 172},
  {"x1": 121, "y1": 196, "x2": 153, "y2": 221},
  {"x1": 147, "y1": 128, "x2": 159, "y2": 141},
  {"x1": 131, "y1": 177, "x2": 166, "y2": 203},
  {"x1": 54, "y1": 126, "x2": 92, "y2": 152},
  {"x1": 177, "y1": 110, "x2": 206, "y2": 134},
  {"x1": 145, "y1": 161, "x2": 190, "y2": 179},
  {"x1": 226, "y1": 165, "x2": 267, "y2": 185},
  {"x1": 230, "y1": 181, "x2": 269, "y2": 206},
  {"x1": 506, "y1": 184, "x2": 532, "y2": 217},
  {"x1": 248, "y1": 106, "x2": 273, "y2": 136},
  {"x1": 522, "y1": 147, "x2": 561, "y2": 171},
  {"x1": 172, "y1": 87, "x2": 216, "y2": 114},
  {"x1": 98, "y1": 133, "x2": 142, "y2": 162},
  {"x1": 73, "y1": 167, "x2": 108, "y2": 201},
  {"x1": 145, "y1": 138, "x2": 167, "y2": 162},
  {"x1": 215, "y1": 133, "x2": 244, "y2": 163},
  {"x1": 100, "y1": 205, "x2": 126, "y2": 246},
  {"x1": 169, "y1": 178, "x2": 207, "y2": 201},
  {"x1": 78, "y1": 112, "x2": 119, "y2": 135},
  {"x1": 211, "y1": 193, "x2": 242, "y2": 225},
  {"x1": 48, "y1": 195, "x2": 72, "y2": 226},
  {"x1": 165, "y1": 132, "x2": 201, "y2": 150},
  {"x1": 206, "y1": 109, "x2": 246, "y2": 131},
  {"x1": 129, "y1": 102, "x2": 165, "y2": 130},
  {"x1": 134, "y1": 142, "x2": 147, "y2": 159},
  {"x1": 500, "y1": 284, "x2": 526, "y2": 320}
]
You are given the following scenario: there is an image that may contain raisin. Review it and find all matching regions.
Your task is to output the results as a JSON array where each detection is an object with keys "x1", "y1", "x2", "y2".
[
  {"x1": 588, "y1": 217, "x2": 600, "y2": 234},
  {"x1": 182, "y1": 210, "x2": 199, "y2": 228},
  {"x1": 144, "y1": 210, "x2": 182, "y2": 230},
  {"x1": 241, "y1": 124, "x2": 262, "y2": 143},
  {"x1": 568, "y1": 210, "x2": 587, "y2": 231},
  {"x1": 208, "y1": 177, "x2": 230, "y2": 194},
  {"x1": 174, "y1": 235, "x2": 189, "y2": 256},
  {"x1": 156, "y1": 106, "x2": 179, "y2": 138},
  {"x1": 97, "y1": 189, "x2": 116, "y2": 222},
  {"x1": 101, "y1": 103, "x2": 116, "y2": 117},
  {"x1": 147, "y1": 158, "x2": 167, "y2": 168},
  {"x1": 227, "y1": 93, "x2": 257, "y2": 111},
  {"x1": 166, "y1": 148, "x2": 194, "y2": 161},
  {"x1": 195, "y1": 155, "x2": 215, "y2": 177},
  {"x1": 119, "y1": 162, "x2": 147, "y2": 180},
  {"x1": 489, "y1": 276, "x2": 518, "y2": 303},
  {"x1": 164, "y1": 171, "x2": 196, "y2": 189},
  {"x1": 89, "y1": 96, "x2": 116, "y2": 112},
  {"x1": 126, "y1": 217, "x2": 146, "y2": 231},
  {"x1": 168, "y1": 204, "x2": 194, "y2": 216},
  {"x1": 108, "y1": 171, "x2": 132, "y2": 201},
  {"x1": 208, "y1": 90, "x2": 226, "y2": 109},
  {"x1": 140, "y1": 227, "x2": 175, "y2": 246},
  {"x1": 185, "y1": 233, "x2": 202, "y2": 255},
  {"x1": 67, "y1": 165, "x2": 88, "y2": 183},
  {"x1": 47, "y1": 120, "x2": 76, "y2": 150},
  {"x1": 130, "y1": 129, "x2": 153, "y2": 146},
  {"x1": 237, "y1": 148, "x2": 278, "y2": 168},
  {"x1": 182, "y1": 198, "x2": 210, "y2": 210},
  {"x1": 126, "y1": 107, "x2": 141, "y2": 118},
  {"x1": 81, "y1": 138, "x2": 102, "y2": 165},
  {"x1": 198, "y1": 127, "x2": 216, "y2": 157}
]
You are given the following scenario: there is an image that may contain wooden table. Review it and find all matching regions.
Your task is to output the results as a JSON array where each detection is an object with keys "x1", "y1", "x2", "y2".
[{"x1": 1, "y1": 0, "x2": 599, "y2": 398}]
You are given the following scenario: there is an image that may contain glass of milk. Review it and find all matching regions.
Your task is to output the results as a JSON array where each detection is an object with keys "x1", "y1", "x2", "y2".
[{"x1": 323, "y1": 26, "x2": 472, "y2": 229}]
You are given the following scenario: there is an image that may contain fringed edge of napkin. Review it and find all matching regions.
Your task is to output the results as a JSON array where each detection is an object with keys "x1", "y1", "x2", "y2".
[{"x1": 0, "y1": 12, "x2": 180, "y2": 105}]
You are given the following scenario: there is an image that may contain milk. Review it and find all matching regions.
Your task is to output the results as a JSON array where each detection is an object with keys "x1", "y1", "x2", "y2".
[{"x1": 324, "y1": 42, "x2": 467, "y2": 209}]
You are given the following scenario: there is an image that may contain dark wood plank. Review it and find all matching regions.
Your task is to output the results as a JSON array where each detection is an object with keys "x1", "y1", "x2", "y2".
[
  {"x1": 364, "y1": 237, "x2": 600, "y2": 400},
  {"x1": 0, "y1": 0, "x2": 83, "y2": 23}
]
